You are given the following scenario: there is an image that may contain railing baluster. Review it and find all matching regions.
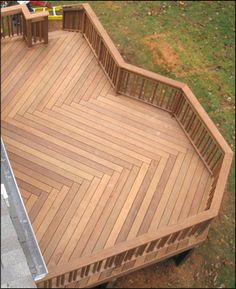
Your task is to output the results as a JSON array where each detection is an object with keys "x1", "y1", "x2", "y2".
[
  {"x1": 139, "y1": 78, "x2": 146, "y2": 99},
  {"x1": 186, "y1": 112, "x2": 196, "y2": 132},
  {"x1": 39, "y1": 20, "x2": 42, "y2": 42},
  {"x1": 180, "y1": 103, "x2": 190, "y2": 124},
  {"x1": 33, "y1": 22, "x2": 36, "y2": 43},
  {"x1": 108, "y1": 256, "x2": 115, "y2": 268},
  {"x1": 190, "y1": 119, "x2": 201, "y2": 140},
  {"x1": 92, "y1": 262, "x2": 98, "y2": 274},
  {"x1": 19, "y1": 14, "x2": 22, "y2": 34},
  {"x1": 201, "y1": 138, "x2": 213, "y2": 156},
  {"x1": 114, "y1": 252, "x2": 126, "y2": 267},
  {"x1": 56, "y1": 276, "x2": 60, "y2": 287},
  {"x1": 7, "y1": 15, "x2": 11, "y2": 37},
  {"x1": 207, "y1": 145, "x2": 218, "y2": 166},
  {"x1": 175, "y1": 96, "x2": 185, "y2": 116},
  {"x1": 135, "y1": 244, "x2": 148, "y2": 257},
  {"x1": 211, "y1": 153, "x2": 223, "y2": 172},
  {"x1": 85, "y1": 265, "x2": 90, "y2": 277},
  {"x1": 60, "y1": 274, "x2": 65, "y2": 286},
  {"x1": 158, "y1": 86, "x2": 166, "y2": 107},
  {"x1": 80, "y1": 266, "x2": 86, "y2": 278},
  {"x1": 195, "y1": 127, "x2": 206, "y2": 147},
  {"x1": 146, "y1": 240, "x2": 159, "y2": 253},
  {"x1": 200, "y1": 137, "x2": 213, "y2": 157},
  {"x1": 16, "y1": 14, "x2": 20, "y2": 35},
  {"x1": 166, "y1": 89, "x2": 175, "y2": 110},
  {"x1": 10, "y1": 15, "x2": 14, "y2": 36},
  {"x1": 150, "y1": 82, "x2": 158, "y2": 103},
  {"x1": 68, "y1": 271, "x2": 73, "y2": 282},
  {"x1": 72, "y1": 269, "x2": 78, "y2": 281},
  {"x1": 43, "y1": 16, "x2": 48, "y2": 44},
  {"x1": 1, "y1": 17, "x2": 5, "y2": 38},
  {"x1": 157, "y1": 235, "x2": 170, "y2": 249},
  {"x1": 97, "y1": 260, "x2": 103, "y2": 272}
]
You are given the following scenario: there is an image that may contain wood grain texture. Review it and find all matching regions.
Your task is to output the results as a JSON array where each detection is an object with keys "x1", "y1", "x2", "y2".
[{"x1": 1, "y1": 30, "x2": 212, "y2": 275}]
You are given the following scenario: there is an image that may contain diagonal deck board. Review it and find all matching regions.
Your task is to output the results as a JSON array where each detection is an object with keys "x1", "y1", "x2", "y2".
[{"x1": 1, "y1": 31, "x2": 212, "y2": 273}]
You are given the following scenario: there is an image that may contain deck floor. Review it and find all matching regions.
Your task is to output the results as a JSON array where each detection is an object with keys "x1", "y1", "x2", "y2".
[{"x1": 1, "y1": 31, "x2": 212, "y2": 270}]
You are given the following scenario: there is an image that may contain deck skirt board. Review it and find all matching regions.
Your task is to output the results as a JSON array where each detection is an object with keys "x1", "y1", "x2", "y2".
[{"x1": 1, "y1": 30, "x2": 212, "y2": 279}]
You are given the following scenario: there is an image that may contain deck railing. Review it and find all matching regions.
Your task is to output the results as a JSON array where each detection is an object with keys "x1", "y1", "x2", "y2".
[{"x1": 1, "y1": 4, "x2": 49, "y2": 47}]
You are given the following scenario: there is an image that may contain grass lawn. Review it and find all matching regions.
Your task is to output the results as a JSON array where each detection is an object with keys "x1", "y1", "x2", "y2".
[{"x1": 50, "y1": 1, "x2": 235, "y2": 287}]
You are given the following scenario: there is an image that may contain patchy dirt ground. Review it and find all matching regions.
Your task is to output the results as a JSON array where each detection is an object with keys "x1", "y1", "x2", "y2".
[
  {"x1": 143, "y1": 33, "x2": 221, "y2": 79},
  {"x1": 143, "y1": 33, "x2": 183, "y2": 69},
  {"x1": 108, "y1": 250, "x2": 208, "y2": 288}
]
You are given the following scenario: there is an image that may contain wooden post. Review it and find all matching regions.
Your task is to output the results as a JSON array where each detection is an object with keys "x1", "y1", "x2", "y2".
[
  {"x1": 62, "y1": 10, "x2": 66, "y2": 30},
  {"x1": 43, "y1": 16, "x2": 48, "y2": 44},
  {"x1": 115, "y1": 67, "x2": 122, "y2": 94},
  {"x1": 81, "y1": 11, "x2": 86, "y2": 35},
  {"x1": 97, "y1": 37, "x2": 102, "y2": 60},
  {"x1": 22, "y1": 16, "x2": 26, "y2": 39},
  {"x1": 26, "y1": 19, "x2": 32, "y2": 47}
]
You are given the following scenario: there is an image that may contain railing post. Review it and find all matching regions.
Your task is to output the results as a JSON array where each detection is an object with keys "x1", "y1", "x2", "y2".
[
  {"x1": 81, "y1": 11, "x2": 86, "y2": 35},
  {"x1": 26, "y1": 19, "x2": 32, "y2": 47},
  {"x1": 115, "y1": 67, "x2": 122, "y2": 94},
  {"x1": 171, "y1": 90, "x2": 182, "y2": 117},
  {"x1": 97, "y1": 37, "x2": 102, "y2": 60},
  {"x1": 62, "y1": 9, "x2": 66, "y2": 30},
  {"x1": 22, "y1": 15, "x2": 26, "y2": 40},
  {"x1": 43, "y1": 16, "x2": 48, "y2": 44}
]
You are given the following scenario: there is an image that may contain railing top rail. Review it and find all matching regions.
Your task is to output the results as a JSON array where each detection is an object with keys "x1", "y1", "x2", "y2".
[
  {"x1": 1, "y1": 4, "x2": 48, "y2": 19},
  {"x1": 210, "y1": 152, "x2": 233, "y2": 212},
  {"x1": 181, "y1": 85, "x2": 233, "y2": 154},
  {"x1": 0, "y1": 5, "x2": 22, "y2": 16},
  {"x1": 123, "y1": 63, "x2": 186, "y2": 90},
  {"x1": 81, "y1": 3, "x2": 125, "y2": 66},
  {"x1": 20, "y1": 3, "x2": 48, "y2": 19},
  {"x1": 62, "y1": 4, "x2": 84, "y2": 10}
]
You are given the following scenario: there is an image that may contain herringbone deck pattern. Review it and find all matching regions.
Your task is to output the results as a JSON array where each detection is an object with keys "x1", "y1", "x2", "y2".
[{"x1": 1, "y1": 31, "x2": 212, "y2": 270}]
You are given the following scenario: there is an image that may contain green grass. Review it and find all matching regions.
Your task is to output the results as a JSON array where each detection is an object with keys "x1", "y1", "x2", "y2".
[{"x1": 52, "y1": 1, "x2": 235, "y2": 287}]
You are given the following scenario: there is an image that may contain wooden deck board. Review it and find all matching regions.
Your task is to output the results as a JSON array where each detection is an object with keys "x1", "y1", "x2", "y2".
[{"x1": 1, "y1": 31, "x2": 212, "y2": 273}]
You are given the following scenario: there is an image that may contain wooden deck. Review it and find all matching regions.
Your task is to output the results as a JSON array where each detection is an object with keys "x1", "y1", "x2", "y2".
[{"x1": 1, "y1": 31, "x2": 212, "y2": 274}]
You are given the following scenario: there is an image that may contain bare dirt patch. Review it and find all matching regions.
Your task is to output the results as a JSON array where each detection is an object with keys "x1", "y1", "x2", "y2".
[
  {"x1": 143, "y1": 34, "x2": 218, "y2": 78},
  {"x1": 144, "y1": 33, "x2": 183, "y2": 69},
  {"x1": 113, "y1": 251, "x2": 205, "y2": 288}
]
